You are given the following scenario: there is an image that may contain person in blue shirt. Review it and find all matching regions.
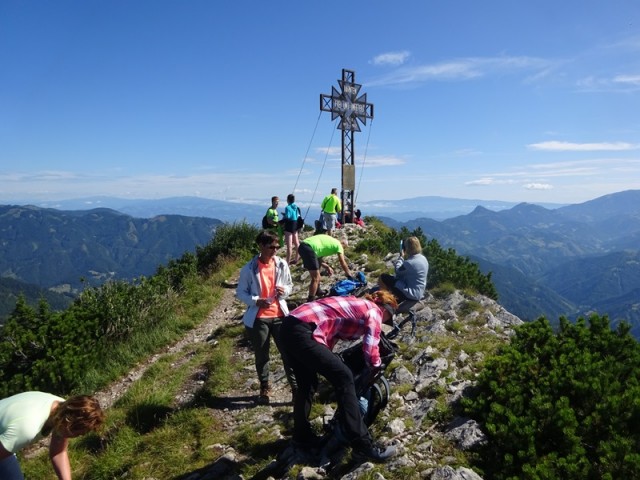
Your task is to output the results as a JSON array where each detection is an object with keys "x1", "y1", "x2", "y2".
[
  {"x1": 379, "y1": 236, "x2": 429, "y2": 303},
  {"x1": 282, "y1": 193, "x2": 302, "y2": 264}
]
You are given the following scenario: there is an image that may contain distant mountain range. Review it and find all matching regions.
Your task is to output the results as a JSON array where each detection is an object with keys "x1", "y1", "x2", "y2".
[
  {"x1": 30, "y1": 194, "x2": 565, "y2": 223},
  {"x1": 0, "y1": 205, "x2": 222, "y2": 323},
  {"x1": 2, "y1": 190, "x2": 638, "y2": 336},
  {"x1": 385, "y1": 190, "x2": 640, "y2": 335}
]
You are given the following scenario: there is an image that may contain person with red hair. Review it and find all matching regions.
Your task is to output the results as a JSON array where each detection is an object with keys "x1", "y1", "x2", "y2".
[
  {"x1": 280, "y1": 290, "x2": 399, "y2": 463},
  {"x1": 0, "y1": 391, "x2": 105, "y2": 480}
]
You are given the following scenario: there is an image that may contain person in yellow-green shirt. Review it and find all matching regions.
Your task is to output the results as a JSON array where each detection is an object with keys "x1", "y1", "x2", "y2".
[
  {"x1": 264, "y1": 196, "x2": 284, "y2": 247},
  {"x1": 298, "y1": 234, "x2": 353, "y2": 302},
  {"x1": 320, "y1": 188, "x2": 341, "y2": 236}
]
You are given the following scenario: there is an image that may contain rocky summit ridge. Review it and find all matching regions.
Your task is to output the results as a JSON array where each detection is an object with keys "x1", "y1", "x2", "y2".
[{"x1": 176, "y1": 225, "x2": 523, "y2": 480}]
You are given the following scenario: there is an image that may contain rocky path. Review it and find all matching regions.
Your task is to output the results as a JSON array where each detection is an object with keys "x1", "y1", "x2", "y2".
[{"x1": 94, "y1": 283, "x2": 243, "y2": 410}]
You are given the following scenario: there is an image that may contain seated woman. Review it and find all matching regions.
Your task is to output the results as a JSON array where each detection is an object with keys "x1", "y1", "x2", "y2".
[
  {"x1": 378, "y1": 236, "x2": 429, "y2": 304},
  {"x1": 0, "y1": 391, "x2": 105, "y2": 480}
]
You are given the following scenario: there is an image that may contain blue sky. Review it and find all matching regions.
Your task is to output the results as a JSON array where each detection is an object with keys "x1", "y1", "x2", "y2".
[{"x1": 2, "y1": 0, "x2": 639, "y2": 208}]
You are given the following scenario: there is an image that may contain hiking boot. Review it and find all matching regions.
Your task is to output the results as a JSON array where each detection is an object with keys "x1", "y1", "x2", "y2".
[
  {"x1": 352, "y1": 443, "x2": 398, "y2": 463},
  {"x1": 258, "y1": 384, "x2": 271, "y2": 405}
]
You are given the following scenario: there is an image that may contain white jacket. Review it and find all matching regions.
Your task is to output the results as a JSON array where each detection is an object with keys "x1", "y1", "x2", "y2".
[{"x1": 236, "y1": 255, "x2": 293, "y2": 328}]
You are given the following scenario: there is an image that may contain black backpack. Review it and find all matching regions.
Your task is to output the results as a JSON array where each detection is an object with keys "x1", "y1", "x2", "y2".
[
  {"x1": 339, "y1": 332, "x2": 397, "y2": 426},
  {"x1": 261, "y1": 214, "x2": 270, "y2": 229}
]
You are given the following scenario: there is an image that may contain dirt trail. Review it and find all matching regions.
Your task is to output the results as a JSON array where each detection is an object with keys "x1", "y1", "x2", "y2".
[
  {"x1": 95, "y1": 283, "x2": 242, "y2": 410},
  {"x1": 25, "y1": 283, "x2": 248, "y2": 459}
]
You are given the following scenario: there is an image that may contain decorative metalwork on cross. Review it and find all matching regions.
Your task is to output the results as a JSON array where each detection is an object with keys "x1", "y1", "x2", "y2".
[
  {"x1": 319, "y1": 69, "x2": 374, "y2": 224},
  {"x1": 320, "y1": 70, "x2": 374, "y2": 132}
]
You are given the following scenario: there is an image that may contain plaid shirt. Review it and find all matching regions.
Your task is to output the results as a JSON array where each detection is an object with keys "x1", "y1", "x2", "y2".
[{"x1": 289, "y1": 296, "x2": 383, "y2": 367}]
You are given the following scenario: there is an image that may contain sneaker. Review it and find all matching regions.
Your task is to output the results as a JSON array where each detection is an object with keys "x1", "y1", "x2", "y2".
[{"x1": 352, "y1": 443, "x2": 398, "y2": 463}]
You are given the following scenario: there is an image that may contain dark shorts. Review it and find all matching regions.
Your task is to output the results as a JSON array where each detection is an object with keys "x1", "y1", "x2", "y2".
[
  {"x1": 283, "y1": 219, "x2": 297, "y2": 233},
  {"x1": 298, "y1": 242, "x2": 320, "y2": 271}
]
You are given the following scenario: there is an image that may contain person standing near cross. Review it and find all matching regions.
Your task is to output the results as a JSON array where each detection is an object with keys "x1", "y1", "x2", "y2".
[{"x1": 320, "y1": 188, "x2": 341, "y2": 236}]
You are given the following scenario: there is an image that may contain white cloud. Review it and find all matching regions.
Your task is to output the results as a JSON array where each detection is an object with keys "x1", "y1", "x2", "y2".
[
  {"x1": 524, "y1": 183, "x2": 553, "y2": 190},
  {"x1": 316, "y1": 146, "x2": 342, "y2": 156},
  {"x1": 367, "y1": 55, "x2": 553, "y2": 87},
  {"x1": 359, "y1": 155, "x2": 406, "y2": 167},
  {"x1": 527, "y1": 141, "x2": 639, "y2": 152},
  {"x1": 465, "y1": 177, "x2": 516, "y2": 186},
  {"x1": 576, "y1": 74, "x2": 640, "y2": 92},
  {"x1": 614, "y1": 74, "x2": 640, "y2": 86},
  {"x1": 371, "y1": 51, "x2": 410, "y2": 66}
]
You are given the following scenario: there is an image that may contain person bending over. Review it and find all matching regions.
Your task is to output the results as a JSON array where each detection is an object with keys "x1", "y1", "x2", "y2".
[
  {"x1": 298, "y1": 234, "x2": 353, "y2": 302},
  {"x1": 280, "y1": 290, "x2": 399, "y2": 463},
  {"x1": 0, "y1": 391, "x2": 105, "y2": 480}
]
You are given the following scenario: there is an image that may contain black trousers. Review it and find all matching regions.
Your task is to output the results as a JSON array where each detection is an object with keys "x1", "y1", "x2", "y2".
[{"x1": 280, "y1": 316, "x2": 372, "y2": 448}]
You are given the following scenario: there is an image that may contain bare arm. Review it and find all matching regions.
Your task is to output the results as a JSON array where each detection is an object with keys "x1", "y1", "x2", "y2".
[
  {"x1": 49, "y1": 434, "x2": 72, "y2": 480},
  {"x1": 337, "y1": 253, "x2": 353, "y2": 278}
]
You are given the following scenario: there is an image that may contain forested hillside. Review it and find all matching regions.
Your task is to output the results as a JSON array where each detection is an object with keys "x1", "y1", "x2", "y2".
[{"x1": 0, "y1": 204, "x2": 222, "y2": 322}]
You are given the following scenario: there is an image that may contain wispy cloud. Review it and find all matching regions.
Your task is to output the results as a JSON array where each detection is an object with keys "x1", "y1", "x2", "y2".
[
  {"x1": 316, "y1": 146, "x2": 342, "y2": 157},
  {"x1": 527, "y1": 141, "x2": 639, "y2": 152},
  {"x1": 466, "y1": 179, "x2": 553, "y2": 191},
  {"x1": 529, "y1": 158, "x2": 640, "y2": 174},
  {"x1": 313, "y1": 148, "x2": 404, "y2": 167},
  {"x1": 371, "y1": 51, "x2": 410, "y2": 66},
  {"x1": 464, "y1": 158, "x2": 640, "y2": 192},
  {"x1": 524, "y1": 183, "x2": 553, "y2": 190},
  {"x1": 465, "y1": 177, "x2": 517, "y2": 186},
  {"x1": 359, "y1": 155, "x2": 406, "y2": 167},
  {"x1": 367, "y1": 55, "x2": 553, "y2": 87},
  {"x1": 0, "y1": 169, "x2": 300, "y2": 201},
  {"x1": 614, "y1": 74, "x2": 640, "y2": 86},
  {"x1": 576, "y1": 74, "x2": 640, "y2": 92}
]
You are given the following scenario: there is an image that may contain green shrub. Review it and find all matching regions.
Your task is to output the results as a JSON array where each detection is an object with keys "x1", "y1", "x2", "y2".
[
  {"x1": 196, "y1": 222, "x2": 258, "y2": 273},
  {"x1": 425, "y1": 239, "x2": 497, "y2": 300},
  {"x1": 463, "y1": 314, "x2": 640, "y2": 479},
  {"x1": 0, "y1": 223, "x2": 255, "y2": 396},
  {"x1": 355, "y1": 221, "x2": 496, "y2": 298}
]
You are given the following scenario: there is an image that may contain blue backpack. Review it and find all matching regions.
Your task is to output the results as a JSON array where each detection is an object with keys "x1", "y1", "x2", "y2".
[{"x1": 329, "y1": 271, "x2": 367, "y2": 297}]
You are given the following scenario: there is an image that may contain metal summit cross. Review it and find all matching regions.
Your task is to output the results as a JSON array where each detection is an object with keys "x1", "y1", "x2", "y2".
[{"x1": 320, "y1": 69, "x2": 374, "y2": 223}]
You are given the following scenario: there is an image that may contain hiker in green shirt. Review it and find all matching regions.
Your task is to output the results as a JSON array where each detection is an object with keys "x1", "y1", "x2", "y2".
[
  {"x1": 298, "y1": 234, "x2": 353, "y2": 302},
  {"x1": 320, "y1": 188, "x2": 341, "y2": 236},
  {"x1": 265, "y1": 196, "x2": 284, "y2": 247}
]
